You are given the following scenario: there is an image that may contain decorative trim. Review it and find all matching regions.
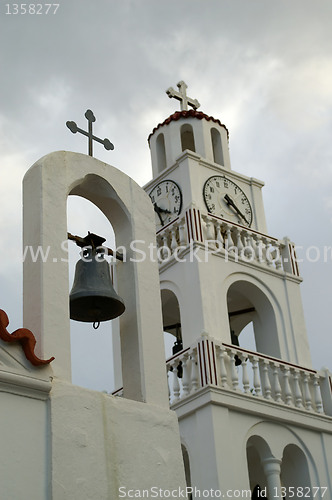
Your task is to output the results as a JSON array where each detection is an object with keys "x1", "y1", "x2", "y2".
[
  {"x1": 185, "y1": 208, "x2": 203, "y2": 243},
  {"x1": 0, "y1": 309, "x2": 55, "y2": 367},
  {"x1": 288, "y1": 243, "x2": 300, "y2": 276},
  {"x1": 148, "y1": 110, "x2": 229, "y2": 142},
  {"x1": 197, "y1": 339, "x2": 218, "y2": 387}
]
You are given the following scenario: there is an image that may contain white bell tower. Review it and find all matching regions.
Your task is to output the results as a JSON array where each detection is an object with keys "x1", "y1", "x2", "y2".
[{"x1": 144, "y1": 82, "x2": 332, "y2": 497}]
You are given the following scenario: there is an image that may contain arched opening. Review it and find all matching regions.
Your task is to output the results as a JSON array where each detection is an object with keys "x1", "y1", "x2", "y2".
[
  {"x1": 181, "y1": 444, "x2": 192, "y2": 496},
  {"x1": 280, "y1": 445, "x2": 311, "y2": 496},
  {"x1": 161, "y1": 288, "x2": 182, "y2": 359},
  {"x1": 67, "y1": 195, "x2": 120, "y2": 393},
  {"x1": 227, "y1": 280, "x2": 280, "y2": 358},
  {"x1": 181, "y1": 124, "x2": 196, "y2": 152},
  {"x1": 211, "y1": 127, "x2": 224, "y2": 166},
  {"x1": 156, "y1": 133, "x2": 167, "y2": 173},
  {"x1": 246, "y1": 436, "x2": 271, "y2": 496}
]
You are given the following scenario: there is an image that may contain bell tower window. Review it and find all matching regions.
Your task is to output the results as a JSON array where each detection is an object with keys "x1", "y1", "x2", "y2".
[
  {"x1": 67, "y1": 194, "x2": 118, "y2": 393},
  {"x1": 156, "y1": 133, "x2": 167, "y2": 173},
  {"x1": 161, "y1": 289, "x2": 182, "y2": 357},
  {"x1": 181, "y1": 124, "x2": 196, "y2": 152},
  {"x1": 211, "y1": 127, "x2": 224, "y2": 165}
]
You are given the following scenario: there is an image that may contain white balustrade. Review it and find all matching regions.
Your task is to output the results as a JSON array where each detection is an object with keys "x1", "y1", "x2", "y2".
[
  {"x1": 157, "y1": 213, "x2": 293, "y2": 273},
  {"x1": 166, "y1": 341, "x2": 328, "y2": 415}
]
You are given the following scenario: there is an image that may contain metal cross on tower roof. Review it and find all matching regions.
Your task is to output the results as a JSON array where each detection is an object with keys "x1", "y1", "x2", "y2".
[
  {"x1": 166, "y1": 81, "x2": 200, "y2": 111},
  {"x1": 66, "y1": 109, "x2": 114, "y2": 157}
]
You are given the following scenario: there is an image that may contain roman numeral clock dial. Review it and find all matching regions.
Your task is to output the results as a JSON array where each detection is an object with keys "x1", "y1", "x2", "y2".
[
  {"x1": 203, "y1": 175, "x2": 253, "y2": 227},
  {"x1": 149, "y1": 180, "x2": 182, "y2": 231}
]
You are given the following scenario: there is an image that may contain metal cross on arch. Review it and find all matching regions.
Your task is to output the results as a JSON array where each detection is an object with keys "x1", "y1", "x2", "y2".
[{"x1": 66, "y1": 109, "x2": 114, "y2": 157}]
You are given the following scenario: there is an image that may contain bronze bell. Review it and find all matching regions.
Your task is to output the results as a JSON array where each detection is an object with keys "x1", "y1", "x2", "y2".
[{"x1": 69, "y1": 233, "x2": 125, "y2": 324}]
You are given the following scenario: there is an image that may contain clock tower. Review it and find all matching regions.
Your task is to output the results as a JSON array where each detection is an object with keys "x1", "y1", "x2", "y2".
[{"x1": 143, "y1": 82, "x2": 332, "y2": 496}]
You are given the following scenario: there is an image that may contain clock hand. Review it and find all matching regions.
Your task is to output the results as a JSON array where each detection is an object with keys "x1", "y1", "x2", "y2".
[
  {"x1": 153, "y1": 203, "x2": 164, "y2": 226},
  {"x1": 224, "y1": 194, "x2": 249, "y2": 225},
  {"x1": 158, "y1": 207, "x2": 171, "y2": 214}
]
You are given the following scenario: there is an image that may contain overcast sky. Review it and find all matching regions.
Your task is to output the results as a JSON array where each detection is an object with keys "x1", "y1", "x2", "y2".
[{"x1": 1, "y1": 0, "x2": 332, "y2": 391}]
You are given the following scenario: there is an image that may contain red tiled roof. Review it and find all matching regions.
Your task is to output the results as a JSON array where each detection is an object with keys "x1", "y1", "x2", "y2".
[{"x1": 148, "y1": 109, "x2": 229, "y2": 142}]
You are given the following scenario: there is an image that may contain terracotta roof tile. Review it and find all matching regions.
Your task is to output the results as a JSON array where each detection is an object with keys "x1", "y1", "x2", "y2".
[{"x1": 148, "y1": 109, "x2": 229, "y2": 142}]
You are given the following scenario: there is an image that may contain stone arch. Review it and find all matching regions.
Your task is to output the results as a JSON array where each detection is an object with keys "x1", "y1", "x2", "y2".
[
  {"x1": 226, "y1": 275, "x2": 282, "y2": 359},
  {"x1": 156, "y1": 133, "x2": 167, "y2": 173},
  {"x1": 246, "y1": 422, "x2": 319, "y2": 491},
  {"x1": 281, "y1": 444, "x2": 311, "y2": 494},
  {"x1": 180, "y1": 123, "x2": 196, "y2": 152},
  {"x1": 23, "y1": 151, "x2": 168, "y2": 407},
  {"x1": 246, "y1": 435, "x2": 272, "y2": 493},
  {"x1": 210, "y1": 127, "x2": 224, "y2": 165}
]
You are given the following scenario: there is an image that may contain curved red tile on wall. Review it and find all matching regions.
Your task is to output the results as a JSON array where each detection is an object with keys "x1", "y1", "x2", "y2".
[{"x1": 0, "y1": 309, "x2": 55, "y2": 366}]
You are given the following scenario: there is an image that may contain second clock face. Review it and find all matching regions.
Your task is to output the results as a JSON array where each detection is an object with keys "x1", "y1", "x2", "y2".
[
  {"x1": 149, "y1": 180, "x2": 182, "y2": 230},
  {"x1": 203, "y1": 175, "x2": 253, "y2": 227}
]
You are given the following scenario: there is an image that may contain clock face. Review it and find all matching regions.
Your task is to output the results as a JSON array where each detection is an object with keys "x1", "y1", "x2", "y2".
[
  {"x1": 203, "y1": 175, "x2": 253, "y2": 227},
  {"x1": 149, "y1": 180, "x2": 182, "y2": 230}
]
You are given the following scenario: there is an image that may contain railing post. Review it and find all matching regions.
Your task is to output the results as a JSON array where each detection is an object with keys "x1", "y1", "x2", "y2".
[
  {"x1": 261, "y1": 360, "x2": 272, "y2": 400},
  {"x1": 283, "y1": 367, "x2": 293, "y2": 406},
  {"x1": 241, "y1": 354, "x2": 250, "y2": 394},
  {"x1": 217, "y1": 345, "x2": 228, "y2": 388},
  {"x1": 170, "y1": 228, "x2": 178, "y2": 252},
  {"x1": 181, "y1": 353, "x2": 190, "y2": 397},
  {"x1": 303, "y1": 373, "x2": 313, "y2": 411},
  {"x1": 229, "y1": 350, "x2": 239, "y2": 391},
  {"x1": 190, "y1": 349, "x2": 199, "y2": 394},
  {"x1": 272, "y1": 363, "x2": 282, "y2": 403},
  {"x1": 252, "y1": 357, "x2": 262, "y2": 396},
  {"x1": 293, "y1": 370, "x2": 304, "y2": 408},
  {"x1": 170, "y1": 360, "x2": 181, "y2": 402},
  {"x1": 178, "y1": 219, "x2": 187, "y2": 246},
  {"x1": 313, "y1": 375, "x2": 324, "y2": 413}
]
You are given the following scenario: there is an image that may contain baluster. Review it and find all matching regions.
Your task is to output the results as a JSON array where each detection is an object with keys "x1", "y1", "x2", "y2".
[
  {"x1": 241, "y1": 354, "x2": 250, "y2": 394},
  {"x1": 313, "y1": 375, "x2": 324, "y2": 413},
  {"x1": 224, "y1": 225, "x2": 234, "y2": 252},
  {"x1": 205, "y1": 218, "x2": 215, "y2": 241},
  {"x1": 252, "y1": 357, "x2": 262, "y2": 396},
  {"x1": 241, "y1": 231, "x2": 254, "y2": 262},
  {"x1": 254, "y1": 234, "x2": 264, "y2": 263},
  {"x1": 293, "y1": 370, "x2": 304, "y2": 408},
  {"x1": 303, "y1": 373, "x2": 313, "y2": 411},
  {"x1": 260, "y1": 360, "x2": 272, "y2": 400},
  {"x1": 171, "y1": 360, "x2": 181, "y2": 402},
  {"x1": 229, "y1": 350, "x2": 239, "y2": 391},
  {"x1": 235, "y1": 227, "x2": 244, "y2": 254},
  {"x1": 274, "y1": 242, "x2": 283, "y2": 270},
  {"x1": 181, "y1": 354, "x2": 190, "y2": 397},
  {"x1": 272, "y1": 363, "x2": 282, "y2": 403},
  {"x1": 160, "y1": 234, "x2": 169, "y2": 260},
  {"x1": 215, "y1": 222, "x2": 224, "y2": 248},
  {"x1": 190, "y1": 350, "x2": 199, "y2": 393},
  {"x1": 218, "y1": 346, "x2": 228, "y2": 388},
  {"x1": 260, "y1": 237, "x2": 268, "y2": 264},
  {"x1": 265, "y1": 239, "x2": 273, "y2": 266},
  {"x1": 170, "y1": 228, "x2": 178, "y2": 252},
  {"x1": 283, "y1": 367, "x2": 293, "y2": 405},
  {"x1": 178, "y1": 220, "x2": 187, "y2": 246},
  {"x1": 167, "y1": 364, "x2": 171, "y2": 403},
  {"x1": 249, "y1": 234, "x2": 258, "y2": 263}
]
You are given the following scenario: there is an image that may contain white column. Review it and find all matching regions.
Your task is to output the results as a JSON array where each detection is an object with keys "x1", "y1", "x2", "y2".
[{"x1": 261, "y1": 457, "x2": 282, "y2": 499}]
